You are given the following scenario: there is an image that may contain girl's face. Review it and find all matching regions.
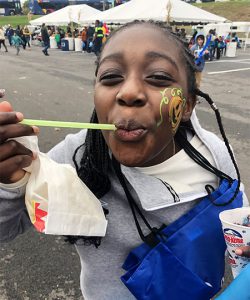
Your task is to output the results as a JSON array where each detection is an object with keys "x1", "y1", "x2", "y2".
[
  {"x1": 197, "y1": 36, "x2": 204, "y2": 46},
  {"x1": 94, "y1": 25, "x2": 194, "y2": 167}
]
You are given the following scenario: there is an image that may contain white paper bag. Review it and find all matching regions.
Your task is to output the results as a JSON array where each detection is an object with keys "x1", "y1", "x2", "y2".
[{"x1": 15, "y1": 136, "x2": 107, "y2": 236}]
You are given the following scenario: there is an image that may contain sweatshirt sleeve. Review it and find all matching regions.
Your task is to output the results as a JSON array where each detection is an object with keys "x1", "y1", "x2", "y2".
[
  {"x1": 0, "y1": 184, "x2": 31, "y2": 242},
  {"x1": 0, "y1": 130, "x2": 87, "y2": 243}
]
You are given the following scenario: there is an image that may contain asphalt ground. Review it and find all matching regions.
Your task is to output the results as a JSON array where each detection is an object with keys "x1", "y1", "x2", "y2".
[{"x1": 0, "y1": 44, "x2": 250, "y2": 300}]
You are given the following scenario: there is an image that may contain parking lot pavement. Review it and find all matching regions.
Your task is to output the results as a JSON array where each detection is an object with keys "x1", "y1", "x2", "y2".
[{"x1": 0, "y1": 45, "x2": 249, "y2": 299}]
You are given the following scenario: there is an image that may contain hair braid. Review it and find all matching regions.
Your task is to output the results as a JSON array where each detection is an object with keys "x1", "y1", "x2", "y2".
[{"x1": 73, "y1": 109, "x2": 111, "y2": 199}]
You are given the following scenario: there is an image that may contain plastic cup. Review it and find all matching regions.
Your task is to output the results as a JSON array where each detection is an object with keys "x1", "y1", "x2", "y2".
[{"x1": 219, "y1": 207, "x2": 250, "y2": 278}]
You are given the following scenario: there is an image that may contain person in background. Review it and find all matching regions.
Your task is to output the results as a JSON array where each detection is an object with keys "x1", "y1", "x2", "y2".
[
  {"x1": 207, "y1": 29, "x2": 216, "y2": 61},
  {"x1": 41, "y1": 23, "x2": 50, "y2": 56},
  {"x1": 218, "y1": 36, "x2": 227, "y2": 57},
  {"x1": 0, "y1": 26, "x2": 8, "y2": 52},
  {"x1": 102, "y1": 22, "x2": 110, "y2": 44},
  {"x1": 86, "y1": 25, "x2": 95, "y2": 53},
  {"x1": 81, "y1": 27, "x2": 87, "y2": 52},
  {"x1": 190, "y1": 32, "x2": 209, "y2": 88},
  {"x1": 66, "y1": 23, "x2": 72, "y2": 37},
  {"x1": 59, "y1": 27, "x2": 65, "y2": 41},
  {"x1": 93, "y1": 20, "x2": 104, "y2": 59},
  {"x1": 73, "y1": 28, "x2": 79, "y2": 38},
  {"x1": 17, "y1": 26, "x2": 26, "y2": 50},
  {"x1": 188, "y1": 30, "x2": 197, "y2": 48},
  {"x1": 11, "y1": 32, "x2": 23, "y2": 55},
  {"x1": 6, "y1": 24, "x2": 14, "y2": 46},
  {"x1": 180, "y1": 28, "x2": 186, "y2": 40},
  {"x1": 54, "y1": 30, "x2": 61, "y2": 49},
  {"x1": 226, "y1": 32, "x2": 231, "y2": 43},
  {"x1": 23, "y1": 26, "x2": 31, "y2": 48},
  {"x1": 47, "y1": 26, "x2": 53, "y2": 37},
  {"x1": 232, "y1": 32, "x2": 241, "y2": 48},
  {"x1": 15, "y1": 25, "x2": 21, "y2": 37}
]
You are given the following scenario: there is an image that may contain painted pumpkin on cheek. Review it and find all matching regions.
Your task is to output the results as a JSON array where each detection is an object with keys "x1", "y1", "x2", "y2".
[
  {"x1": 169, "y1": 95, "x2": 186, "y2": 133},
  {"x1": 157, "y1": 88, "x2": 186, "y2": 133}
]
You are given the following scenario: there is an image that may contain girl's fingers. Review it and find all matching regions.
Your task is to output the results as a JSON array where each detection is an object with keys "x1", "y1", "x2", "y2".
[
  {"x1": 0, "y1": 111, "x2": 22, "y2": 124},
  {"x1": 0, "y1": 102, "x2": 39, "y2": 183},
  {"x1": 0, "y1": 123, "x2": 39, "y2": 144},
  {"x1": 0, "y1": 101, "x2": 13, "y2": 112},
  {"x1": 235, "y1": 246, "x2": 250, "y2": 258},
  {"x1": 0, "y1": 140, "x2": 34, "y2": 161},
  {"x1": 0, "y1": 155, "x2": 33, "y2": 183}
]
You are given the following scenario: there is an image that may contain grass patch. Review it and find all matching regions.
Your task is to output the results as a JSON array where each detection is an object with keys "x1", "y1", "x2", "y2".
[
  {"x1": 194, "y1": 0, "x2": 250, "y2": 22},
  {"x1": 0, "y1": 15, "x2": 42, "y2": 27}
]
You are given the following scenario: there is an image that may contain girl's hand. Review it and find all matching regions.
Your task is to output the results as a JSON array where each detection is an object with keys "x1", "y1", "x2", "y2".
[
  {"x1": 0, "y1": 101, "x2": 38, "y2": 184},
  {"x1": 235, "y1": 246, "x2": 250, "y2": 258}
]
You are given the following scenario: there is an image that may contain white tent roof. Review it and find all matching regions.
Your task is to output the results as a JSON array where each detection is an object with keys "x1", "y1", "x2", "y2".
[
  {"x1": 80, "y1": 0, "x2": 226, "y2": 24},
  {"x1": 30, "y1": 4, "x2": 100, "y2": 26}
]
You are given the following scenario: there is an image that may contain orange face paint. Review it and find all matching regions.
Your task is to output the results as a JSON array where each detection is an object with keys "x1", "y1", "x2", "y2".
[{"x1": 157, "y1": 88, "x2": 186, "y2": 133}]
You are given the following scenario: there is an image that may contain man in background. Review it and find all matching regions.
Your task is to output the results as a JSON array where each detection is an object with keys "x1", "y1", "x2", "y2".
[{"x1": 41, "y1": 23, "x2": 50, "y2": 56}]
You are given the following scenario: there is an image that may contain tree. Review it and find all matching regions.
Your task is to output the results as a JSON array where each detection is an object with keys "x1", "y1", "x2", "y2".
[
  {"x1": 22, "y1": 0, "x2": 30, "y2": 15},
  {"x1": 166, "y1": 0, "x2": 172, "y2": 25}
]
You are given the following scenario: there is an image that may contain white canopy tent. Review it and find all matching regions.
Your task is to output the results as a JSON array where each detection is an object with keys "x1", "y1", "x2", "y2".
[
  {"x1": 79, "y1": 0, "x2": 226, "y2": 25},
  {"x1": 30, "y1": 4, "x2": 101, "y2": 26}
]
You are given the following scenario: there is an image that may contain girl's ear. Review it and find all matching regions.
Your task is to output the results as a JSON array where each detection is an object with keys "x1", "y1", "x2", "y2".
[{"x1": 182, "y1": 94, "x2": 196, "y2": 122}]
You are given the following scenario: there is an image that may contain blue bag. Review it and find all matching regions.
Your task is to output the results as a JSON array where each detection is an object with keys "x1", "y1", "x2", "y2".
[{"x1": 121, "y1": 179, "x2": 243, "y2": 300}]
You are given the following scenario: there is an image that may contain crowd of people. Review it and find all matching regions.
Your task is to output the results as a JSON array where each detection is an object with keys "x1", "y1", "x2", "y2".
[
  {"x1": 0, "y1": 24, "x2": 33, "y2": 55},
  {"x1": 0, "y1": 22, "x2": 242, "y2": 63},
  {"x1": 39, "y1": 20, "x2": 110, "y2": 58},
  {"x1": 0, "y1": 20, "x2": 110, "y2": 57},
  {"x1": 187, "y1": 28, "x2": 242, "y2": 87},
  {"x1": 189, "y1": 28, "x2": 242, "y2": 61}
]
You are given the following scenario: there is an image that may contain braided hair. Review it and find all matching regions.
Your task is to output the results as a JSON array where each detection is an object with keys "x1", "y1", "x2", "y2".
[{"x1": 68, "y1": 20, "x2": 240, "y2": 245}]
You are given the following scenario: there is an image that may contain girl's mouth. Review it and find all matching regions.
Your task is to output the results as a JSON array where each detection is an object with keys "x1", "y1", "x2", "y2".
[
  {"x1": 115, "y1": 128, "x2": 147, "y2": 142},
  {"x1": 114, "y1": 120, "x2": 147, "y2": 142}
]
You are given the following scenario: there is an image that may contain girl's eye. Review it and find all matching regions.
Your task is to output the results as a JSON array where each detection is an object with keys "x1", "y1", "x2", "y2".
[
  {"x1": 146, "y1": 74, "x2": 174, "y2": 86},
  {"x1": 99, "y1": 73, "x2": 123, "y2": 85}
]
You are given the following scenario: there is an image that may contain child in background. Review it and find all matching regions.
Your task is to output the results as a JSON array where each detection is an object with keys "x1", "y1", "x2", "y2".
[
  {"x1": 0, "y1": 21, "x2": 249, "y2": 300},
  {"x1": 11, "y1": 32, "x2": 23, "y2": 55},
  {"x1": 190, "y1": 32, "x2": 209, "y2": 88},
  {"x1": 54, "y1": 30, "x2": 61, "y2": 49}
]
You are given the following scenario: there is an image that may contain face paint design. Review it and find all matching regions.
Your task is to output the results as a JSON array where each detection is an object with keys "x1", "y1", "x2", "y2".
[{"x1": 157, "y1": 88, "x2": 186, "y2": 133}]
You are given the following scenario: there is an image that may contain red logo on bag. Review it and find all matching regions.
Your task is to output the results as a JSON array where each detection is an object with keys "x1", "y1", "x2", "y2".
[{"x1": 33, "y1": 202, "x2": 47, "y2": 232}]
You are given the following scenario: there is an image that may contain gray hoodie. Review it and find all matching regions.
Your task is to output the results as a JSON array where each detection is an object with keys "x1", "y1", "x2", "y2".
[{"x1": 0, "y1": 110, "x2": 248, "y2": 299}]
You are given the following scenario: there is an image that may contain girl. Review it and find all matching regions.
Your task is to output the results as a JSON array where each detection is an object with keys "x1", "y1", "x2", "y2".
[
  {"x1": 0, "y1": 21, "x2": 249, "y2": 300},
  {"x1": 11, "y1": 32, "x2": 23, "y2": 55},
  {"x1": 0, "y1": 26, "x2": 8, "y2": 52},
  {"x1": 23, "y1": 26, "x2": 31, "y2": 48}
]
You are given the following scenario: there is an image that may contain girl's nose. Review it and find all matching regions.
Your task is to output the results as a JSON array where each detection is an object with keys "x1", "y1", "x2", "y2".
[{"x1": 116, "y1": 77, "x2": 147, "y2": 107}]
